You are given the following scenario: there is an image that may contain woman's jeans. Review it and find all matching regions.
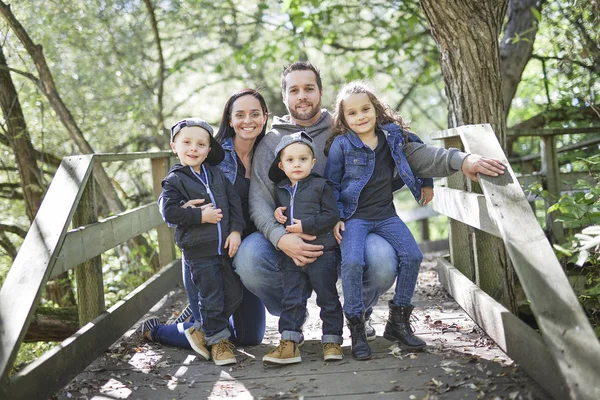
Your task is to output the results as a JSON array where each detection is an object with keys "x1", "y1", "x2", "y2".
[
  {"x1": 279, "y1": 251, "x2": 343, "y2": 344},
  {"x1": 234, "y1": 231, "x2": 399, "y2": 319},
  {"x1": 341, "y1": 216, "x2": 422, "y2": 317},
  {"x1": 151, "y1": 285, "x2": 266, "y2": 348}
]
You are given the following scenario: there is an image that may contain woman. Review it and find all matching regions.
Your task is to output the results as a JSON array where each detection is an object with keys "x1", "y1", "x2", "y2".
[{"x1": 141, "y1": 89, "x2": 269, "y2": 349}]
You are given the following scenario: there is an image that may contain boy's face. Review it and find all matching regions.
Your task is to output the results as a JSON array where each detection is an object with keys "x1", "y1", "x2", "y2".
[
  {"x1": 170, "y1": 126, "x2": 211, "y2": 172},
  {"x1": 278, "y1": 142, "x2": 316, "y2": 185},
  {"x1": 282, "y1": 70, "x2": 322, "y2": 127}
]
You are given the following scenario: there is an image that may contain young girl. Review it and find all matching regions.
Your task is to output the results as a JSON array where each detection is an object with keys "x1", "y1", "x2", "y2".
[{"x1": 324, "y1": 81, "x2": 434, "y2": 360}]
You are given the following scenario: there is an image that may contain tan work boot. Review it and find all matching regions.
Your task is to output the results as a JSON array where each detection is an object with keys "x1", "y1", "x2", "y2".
[
  {"x1": 323, "y1": 343, "x2": 344, "y2": 361},
  {"x1": 184, "y1": 326, "x2": 210, "y2": 360},
  {"x1": 211, "y1": 339, "x2": 237, "y2": 366},
  {"x1": 262, "y1": 339, "x2": 302, "y2": 365}
]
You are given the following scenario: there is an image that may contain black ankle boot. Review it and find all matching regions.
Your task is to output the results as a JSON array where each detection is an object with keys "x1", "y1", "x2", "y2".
[
  {"x1": 383, "y1": 302, "x2": 426, "y2": 351},
  {"x1": 346, "y1": 314, "x2": 372, "y2": 360}
]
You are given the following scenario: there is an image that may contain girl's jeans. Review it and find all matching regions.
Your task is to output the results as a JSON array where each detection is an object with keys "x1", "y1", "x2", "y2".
[
  {"x1": 341, "y1": 216, "x2": 422, "y2": 317},
  {"x1": 234, "y1": 231, "x2": 398, "y2": 320},
  {"x1": 279, "y1": 250, "x2": 343, "y2": 344}
]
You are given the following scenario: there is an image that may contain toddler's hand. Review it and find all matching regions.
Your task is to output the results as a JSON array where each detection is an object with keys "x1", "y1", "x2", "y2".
[
  {"x1": 333, "y1": 220, "x2": 345, "y2": 245},
  {"x1": 201, "y1": 203, "x2": 222, "y2": 224},
  {"x1": 285, "y1": 219, "x2": 303, "y2": 233},
  {"x1": 420, "y1": 187, "x2": 434, "y2": 206},
  {"x1": 225, "y1": 231, "x2": 241, "y2": 257},
  {"x1": 274, "y1": 206, "x2": 288, "y2": 224}
]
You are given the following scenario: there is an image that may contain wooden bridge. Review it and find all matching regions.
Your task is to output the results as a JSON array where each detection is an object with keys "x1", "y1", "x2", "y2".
[{"x1": 1, "y1": 125, "x2": 599, "y2": 399}]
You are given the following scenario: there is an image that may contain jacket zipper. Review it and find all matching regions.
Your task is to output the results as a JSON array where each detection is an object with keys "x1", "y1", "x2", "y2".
[{"x1": 190, "y1": 165, "x2": 222, "y2": 255}]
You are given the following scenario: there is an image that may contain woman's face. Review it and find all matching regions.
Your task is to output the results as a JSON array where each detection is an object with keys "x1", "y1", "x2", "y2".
[{"x1": 229, "y1": 95, "x2": 267, "y2": 142}]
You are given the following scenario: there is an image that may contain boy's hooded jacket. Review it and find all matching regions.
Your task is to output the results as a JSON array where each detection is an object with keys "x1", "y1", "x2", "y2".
[{"x1": 159, "y1": 163, "x2": 244, "y2": 259}]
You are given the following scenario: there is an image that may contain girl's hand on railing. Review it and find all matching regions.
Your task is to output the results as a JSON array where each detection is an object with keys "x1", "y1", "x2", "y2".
[{"x1": 462, "y1": 155, "x2": 505, "y2": 182}]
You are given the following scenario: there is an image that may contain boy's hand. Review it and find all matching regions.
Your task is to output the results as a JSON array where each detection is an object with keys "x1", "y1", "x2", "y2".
[
  {"x1": 201, "y1": 204, "x2": 223, "y2": 224},
  {"x1": 181, "y1": 198, "x2": 205, "y2": 208},
  {"x1": 420, "y1": 187, "x2": 434, "y2": 206},
  {"x1": 274, "y1": 206, "x2": 288, "y2": 224},
  {"x1": 285, "y1": 219, "x2": 303, "y2": 233},
  {"x1": 225, "y1": 231, "x2": 241, "y2": 257},
  {"x1": 333, "y1": 220, "x2": 345, "y2": 245}
]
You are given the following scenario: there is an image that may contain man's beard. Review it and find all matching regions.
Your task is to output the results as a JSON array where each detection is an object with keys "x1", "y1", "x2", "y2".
[{"x1": 289, "y1": 100, "x2": 321, "y2": 122}]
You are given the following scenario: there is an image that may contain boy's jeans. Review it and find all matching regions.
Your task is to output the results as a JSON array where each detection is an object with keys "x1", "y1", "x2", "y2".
[
  {"x1": 341, "y1": 216, "x2": 422, "y2": 317},
  {"x1": 151, "y1": 285, "x2": 266, "y2": 348},
  {"x1": 234, "y1": 231, "x2": 398, "y2": 317},
  {"x1": 183, "y1": 255, "x2": 243, "y2": 345},
  {"x1": 279, "y1": 250, "x2": 343, "y2": 344}
]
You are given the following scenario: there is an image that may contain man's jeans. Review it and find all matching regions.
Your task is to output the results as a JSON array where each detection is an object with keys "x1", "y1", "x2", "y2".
[
  {"x1": 183, "y1": 255, "x2": 243, "y2": 345},
  {"x1": 234, "y1": 231, "x2": 398, "y2": 317},
  {"x1": 341, "y1": 216, "x2": 422, "y2": 317},
  {"x1": 151, "y1": 285, "x2": 266, "y2": 348},
  {"x1": 280, "y1": 251, "x2": 343, "y2": 344}
]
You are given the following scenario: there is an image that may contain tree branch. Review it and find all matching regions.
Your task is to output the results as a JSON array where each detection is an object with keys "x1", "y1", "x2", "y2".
[{"x1": 0, "y1": 223, "x2": 27, "y2": 238}]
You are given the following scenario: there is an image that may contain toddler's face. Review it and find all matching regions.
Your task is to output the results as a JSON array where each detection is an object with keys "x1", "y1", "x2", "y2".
[
  {"x1": 278, "y1": 142, "x2": 316, "y2": 185},
  {"x1": 170, "y1": 126, "x2": 211, "y2": 172}
]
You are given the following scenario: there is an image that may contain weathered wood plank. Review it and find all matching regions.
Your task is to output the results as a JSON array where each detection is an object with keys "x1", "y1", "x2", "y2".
[
  {"x1": 51, "y1": 203, "x2": 164, "y2": 278},
  {"x1": 94, "y1": 151, "x2": 172, "y2": 163},
  {"x1": 3, "y1": 260, "x2": 182, "y2": 400},
  {"x1": 436, "y1": 257, "x2": 567, "y2": 399},
  {"x1": 431, "y1": 187, "x2": 501, "y2": 237},
  {"x1": 506, "y1": 126, "x2": 600, "y2": 136},
  {"x1": 152, "y1": 157, "x2": 176, "y2": 267},
  {"x1": 458, "y1": 124, "x2": 600, "y2": 400},
  {"x1": 397, "y1": 205, "x2": 439, "y2": 223},
  {"x1": 0, "y1": 155, "x2": 94, "y2": 385}
]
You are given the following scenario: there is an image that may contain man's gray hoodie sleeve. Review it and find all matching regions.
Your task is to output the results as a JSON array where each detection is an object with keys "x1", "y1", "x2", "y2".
[
  {"x1": 404, "y1": 141, "x2": 468, "y2": 178},
  {"x1": 249, "y1": 137, "x2": 288, "y2": 248}
]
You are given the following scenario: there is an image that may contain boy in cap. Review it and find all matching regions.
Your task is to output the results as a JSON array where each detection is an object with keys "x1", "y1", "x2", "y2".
[
  {"x1": 262, "y1": 131, "x2": 344, "y2": 365},
  {"x1": 159, "y1": 118, "x2": 245, "y2": 366}
]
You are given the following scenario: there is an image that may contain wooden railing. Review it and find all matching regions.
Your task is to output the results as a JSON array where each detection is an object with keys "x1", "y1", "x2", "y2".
[
  {"x1": 0, "y1": 152, "x2": 181, "y2": 400},
  {"x1": 430, "y1": 125, "x2": 600, "y2": 400}
]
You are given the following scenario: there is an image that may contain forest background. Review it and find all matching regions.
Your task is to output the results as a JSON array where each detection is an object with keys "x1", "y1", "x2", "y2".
[{"x1": 1, "y1": 0, "x2": 599, "y2": 366}]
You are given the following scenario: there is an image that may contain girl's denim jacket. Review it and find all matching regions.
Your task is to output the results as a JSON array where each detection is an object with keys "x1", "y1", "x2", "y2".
[
  {"x1": 216, "y1": 138, "x2": 238, "y2": 185},
  {"x1": 324, "y1": 123, "x2": 433, "y2": 221}
]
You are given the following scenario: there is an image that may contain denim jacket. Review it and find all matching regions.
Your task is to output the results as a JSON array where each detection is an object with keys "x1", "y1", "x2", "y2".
[
  {"x1": 216, "y1": 138, "x2": 237, "y2": 185},
  {"x1": 324, "y1": 123, "x2": 433, "y2": 220}
]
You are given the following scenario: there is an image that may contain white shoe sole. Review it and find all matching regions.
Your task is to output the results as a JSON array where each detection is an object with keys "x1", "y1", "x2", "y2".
[
  {"x1": 324, "y1": 354, "x2": 344, "y2": 361},
  {"x1": 262, "y1": 355, "x2": 302, "y2": 365},
  {"x1": 366, "y1": 333, "x2": 376, "y2": 342},
  {"x1": 184, "y1": 329, "x2": 210, "y2": 360},
  {"x1": 213, "y1": 356, "x2": 237, "y2": 366}
]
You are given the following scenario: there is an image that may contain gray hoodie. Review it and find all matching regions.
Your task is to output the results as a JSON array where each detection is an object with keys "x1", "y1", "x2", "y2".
[{"x1": 249, "y1": 109, "x2": 468, "y2": 248}]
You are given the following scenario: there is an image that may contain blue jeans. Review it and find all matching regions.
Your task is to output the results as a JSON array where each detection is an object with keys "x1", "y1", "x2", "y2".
[
  {"x1": 341, "y1": 216, "x2": 422, "y2": 317},
  {"x1": 184, "y1": 255, "x2": 243, "y2": 345},
  {"x1": 234, "y1": 231, "x2": 397, "y2": 317},
  {"x1": 151, "y1": 285, "x2": 266, "y2": 348},
  {"x1": 280, "y1": 251, "x2": 343, "y2": 344}
]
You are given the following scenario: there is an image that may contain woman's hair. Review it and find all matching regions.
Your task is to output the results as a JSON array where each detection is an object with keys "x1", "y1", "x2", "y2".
[
  {"x1": 214, "y1": 88, "x2": 269, "y2": 147},
  {"x1": 326, "y1": 81, "x2": 409, "y2": 154}
]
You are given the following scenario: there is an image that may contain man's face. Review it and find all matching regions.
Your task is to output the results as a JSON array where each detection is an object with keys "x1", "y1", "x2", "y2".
[{"x1": 282, "y1": 70, "x2": 322, "y2": 127}]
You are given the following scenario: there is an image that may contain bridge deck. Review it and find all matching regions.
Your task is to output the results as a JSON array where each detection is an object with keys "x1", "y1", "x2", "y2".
[{"x1": 55, "y1": 256, "x2": 547, "y2": 399}]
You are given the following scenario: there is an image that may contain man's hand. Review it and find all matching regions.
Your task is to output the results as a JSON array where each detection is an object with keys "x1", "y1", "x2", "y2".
[
  {"x1": 277, "y1": 233, "x2": 323, "y2": 267},
  {"x1": 420, "y1": 187, "x2": 434, "y2": 206},
  {"x1": 462, "y1": 154, "x2": 505, "y2": 182},
  {"x1": 225, "y1": 231, "x2": 241, "y2": 257},
  {"x1": 201, "y1": 203, "x2": 223, "y2": 224},
  {"x1": 333, "y1": 220, "x2": 345, "y2": 245},
  {"x1": 285, "y1": 219, "x2": 303, "y2": 233},
  {"x1": 274, "y1": 206, "x2": 288, "y2": 224}
]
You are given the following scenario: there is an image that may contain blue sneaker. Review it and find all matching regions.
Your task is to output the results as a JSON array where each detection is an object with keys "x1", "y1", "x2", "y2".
[
  {"x1": 174, "y1": 304, "x2": 193, "y2": 324},
  {"x1": 140, "y1": 317, "x2": 160, "y2": 341}
]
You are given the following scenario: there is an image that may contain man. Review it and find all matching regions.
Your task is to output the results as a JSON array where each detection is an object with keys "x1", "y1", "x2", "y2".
[{"x1": 234, "y1": 61, "x2": 505, "y2": 338}]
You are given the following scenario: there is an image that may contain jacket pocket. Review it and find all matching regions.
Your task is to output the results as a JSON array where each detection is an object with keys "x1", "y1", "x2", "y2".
[{"x1": 344, "y1": 152, "x2": 368, "y2": 179}]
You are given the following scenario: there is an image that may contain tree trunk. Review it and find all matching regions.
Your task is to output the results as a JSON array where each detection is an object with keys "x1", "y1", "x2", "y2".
[
  {"x1": 23, "y1": 306, "x2": 79, "y2": 342},
  {"x1": 143, "y1": 0, "x2": 166, "y2": 136},
  {"x1": 420, "y1": 0, "x2": 518, "y2": 313}
]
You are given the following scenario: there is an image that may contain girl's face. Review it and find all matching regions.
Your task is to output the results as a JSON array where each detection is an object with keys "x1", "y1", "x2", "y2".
[
  {"x1": 342, "y1": 93, "x2": 377, "y2": 138},
  {"x1": 229, "y1": 95, "x2": 267, "y2": 142}
]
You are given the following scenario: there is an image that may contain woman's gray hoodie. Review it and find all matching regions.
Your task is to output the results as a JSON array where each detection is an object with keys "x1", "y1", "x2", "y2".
[{"x1": 249, "y1": 109, "x2": 468, "y2": 248}]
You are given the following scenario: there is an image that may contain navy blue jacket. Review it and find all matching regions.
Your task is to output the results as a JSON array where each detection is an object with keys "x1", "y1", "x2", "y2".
[
  {"x1": 158, "y1": 163, "x2": 244, "y2": 259},
  {"x1": 274, "y1": 173, "x2": 339, "y2": 251}
]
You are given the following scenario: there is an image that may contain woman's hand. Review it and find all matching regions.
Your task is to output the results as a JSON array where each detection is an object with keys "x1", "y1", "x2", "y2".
[
  {"x1": 285, "y1": 219, "x2": 303, "y2": 233},
  {"x1": 225, "y1": 231, "x2": 241, "y2": 257},
  {"x1": 333, "y1": 220, "x2": 345, "y2": 245},
  {"x1": 274, "y1": 206, "x2": 288, "y2": 224}
]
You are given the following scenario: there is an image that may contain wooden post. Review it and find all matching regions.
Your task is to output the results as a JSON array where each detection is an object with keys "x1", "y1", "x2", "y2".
[
  {"x1": 540, "y1": 135, "x2": 564, "y2": 244},
  {"x1": 151, "y1": 157, "x2": 175, "y2": 267},
  {"x1": 73, "y1": 172, "x2": 105, "y2": 326},
  {"x1": 419, "y1": 219, "x2": 430, "y2": 242}
]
